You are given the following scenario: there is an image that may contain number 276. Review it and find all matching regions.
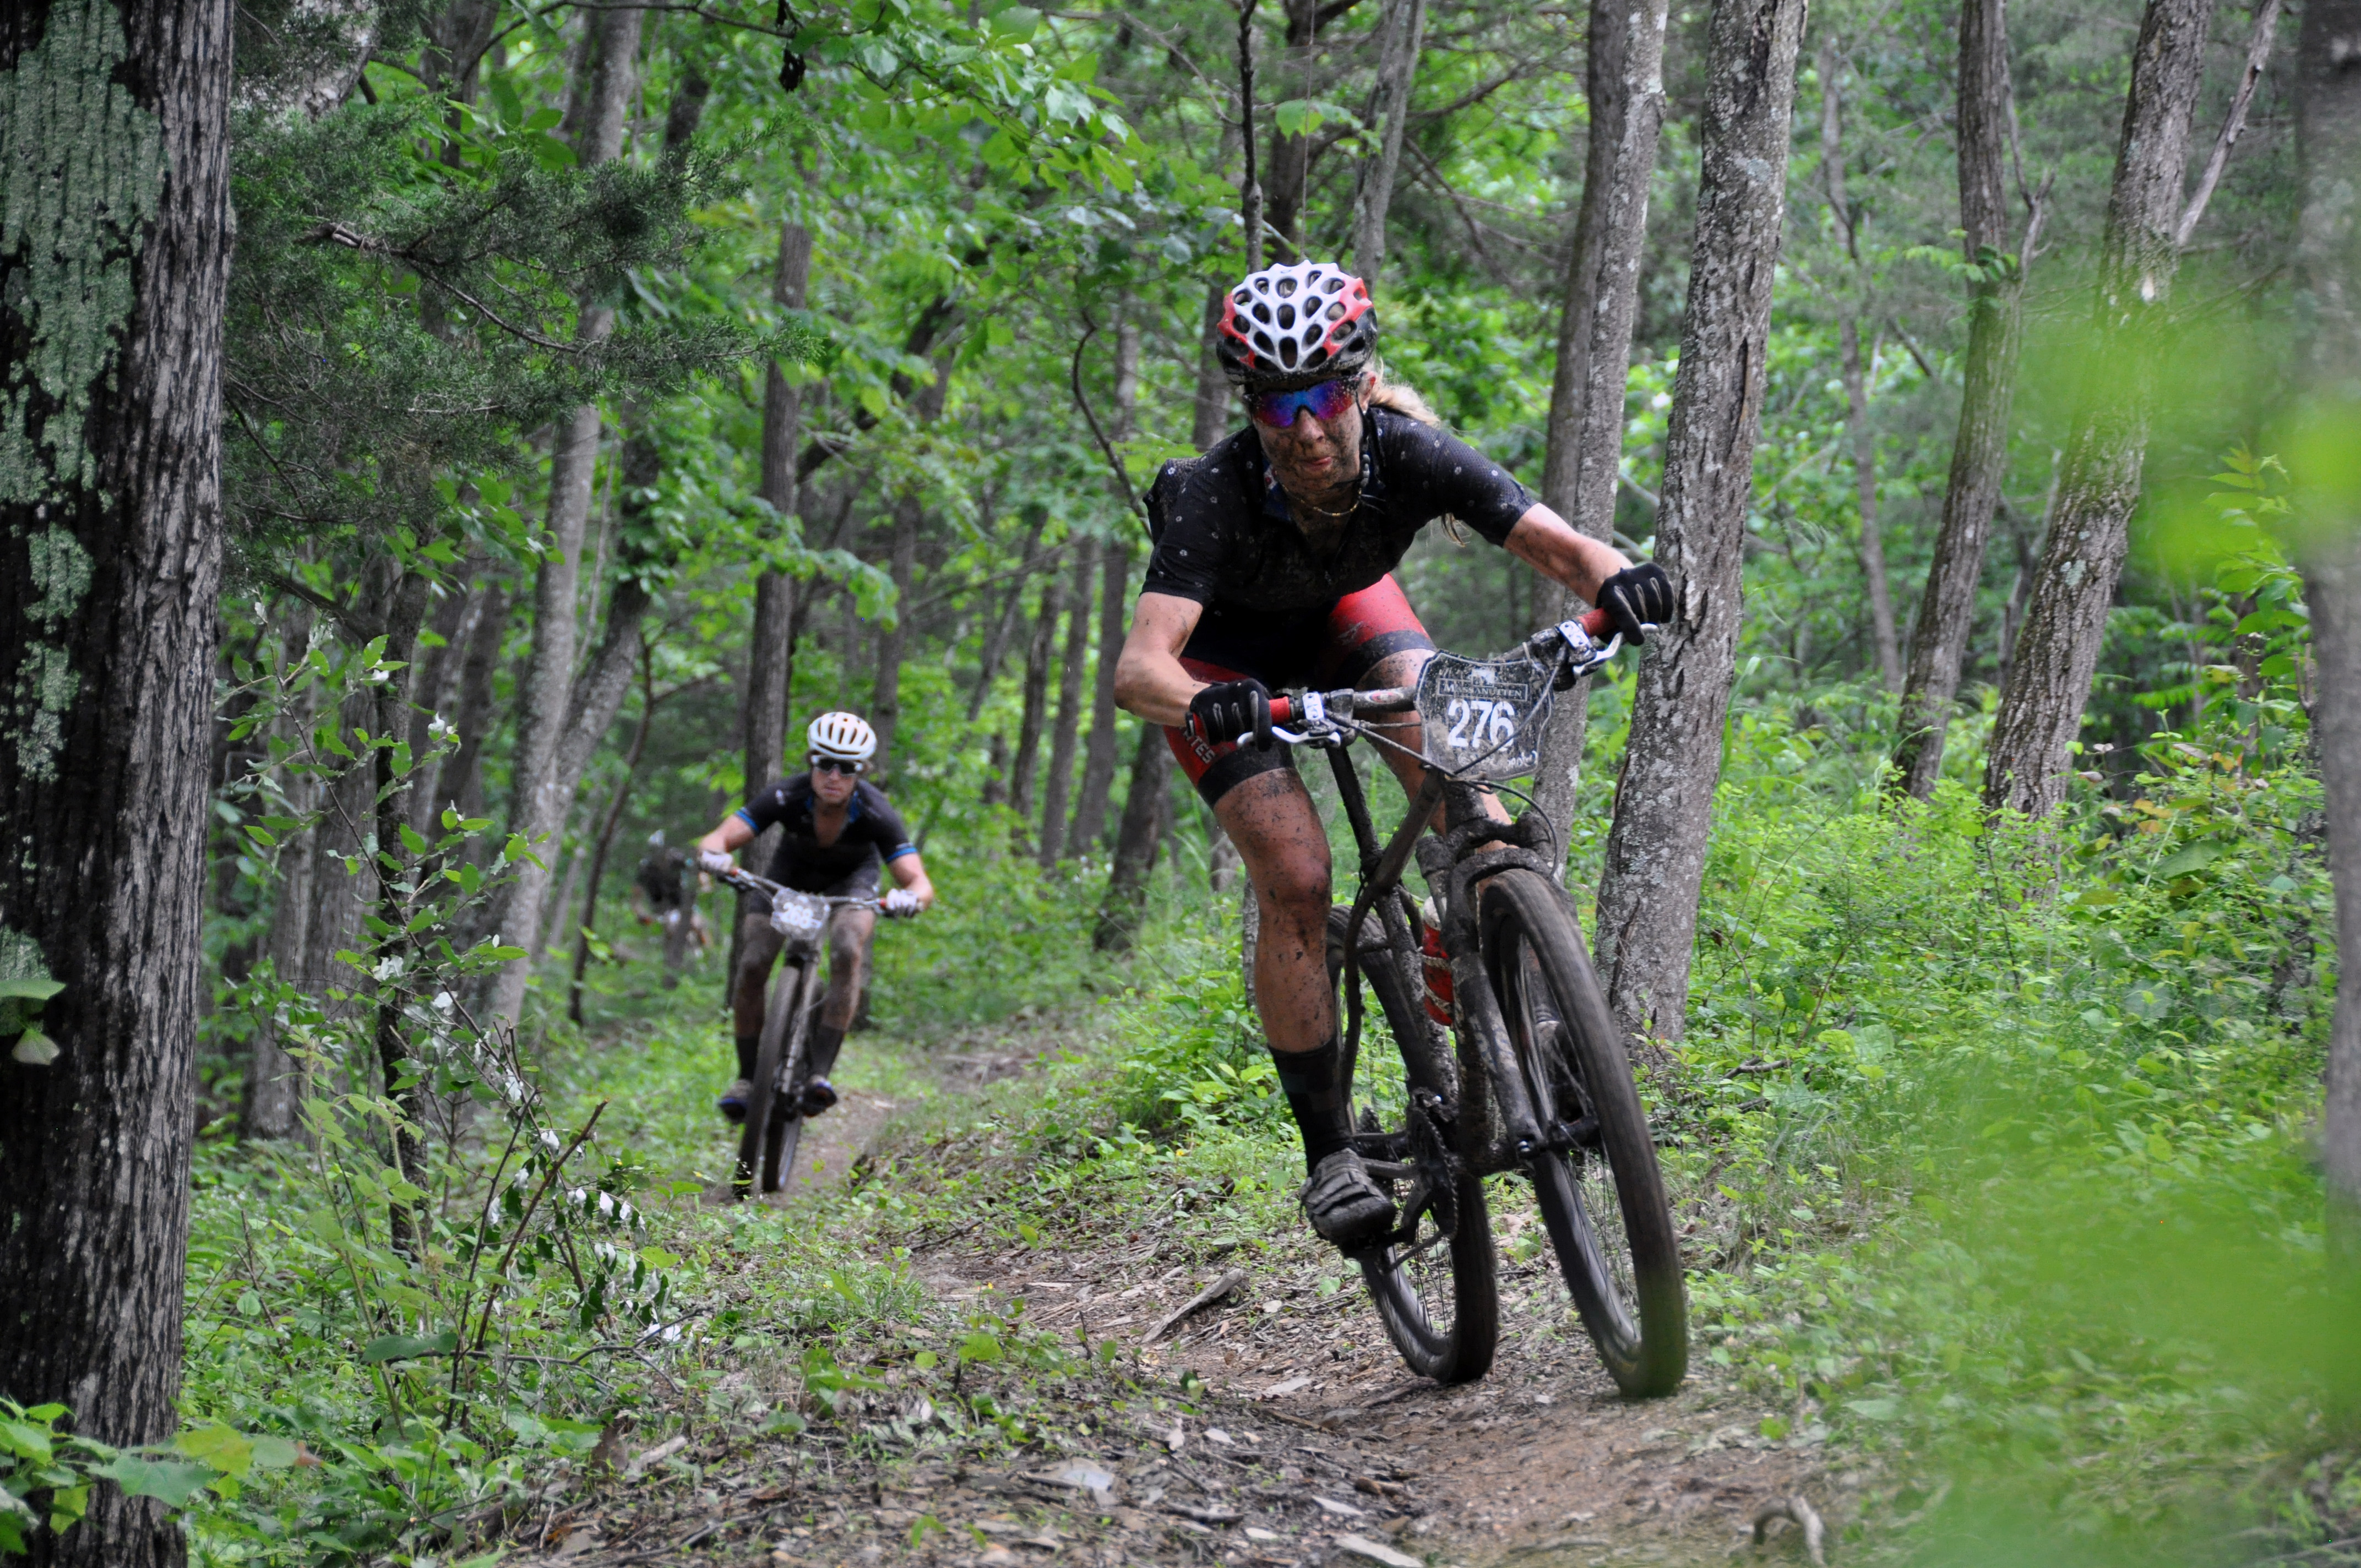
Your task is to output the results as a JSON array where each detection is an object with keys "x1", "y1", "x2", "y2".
[{"x1": 1444, "y1": 698, "x2": 1519, "y2": 749}]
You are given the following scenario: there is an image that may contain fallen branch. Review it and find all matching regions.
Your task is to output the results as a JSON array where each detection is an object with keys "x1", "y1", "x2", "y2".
[
  {"x1": 1754, "y1": 1495, "x2": 1829, "y2": 1566},
  {"x1": 1142, "y1": 1268, "x2": 1247, "y2": 1344}
]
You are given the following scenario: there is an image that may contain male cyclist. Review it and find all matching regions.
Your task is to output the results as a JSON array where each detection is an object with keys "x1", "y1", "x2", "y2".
[
  {"x1": 1112, "y1": 261, "x2": 1675, "y2": 1250},
  {"x1": 695, "y1": 712, "x2": 935, "y2": 1124}
]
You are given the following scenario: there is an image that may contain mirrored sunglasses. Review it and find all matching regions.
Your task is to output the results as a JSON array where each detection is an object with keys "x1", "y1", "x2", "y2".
[
  {"x1": 1246, "y1": 378, "x2": 1358, "y2": 429},
  {"x1": 810, "y1": 755, "x2": 863, "y2": 776}
]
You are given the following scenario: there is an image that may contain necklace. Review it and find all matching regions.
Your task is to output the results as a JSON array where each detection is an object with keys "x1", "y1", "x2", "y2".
[{"x1": 1291, "y1": 483, "x2": 1362, "y2": 521}]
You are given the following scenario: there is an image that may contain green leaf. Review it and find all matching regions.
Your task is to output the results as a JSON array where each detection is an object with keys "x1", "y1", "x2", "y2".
[
  {"x1": 175, "y1": 1425, "x2": 254, "y2": 1479},
  {"x1": 1271, "y1": 98, "x2": 1327, "y2": 137},
  {"x1": 1845, "y1": 1397, "x2": 1901, "y2": 1422},
  {"x1": 0, "y1": 977, "x2": 63, "y2": 1003},
  {"x1": 0, "y1": 1419, "x2": 55, "y2": 1462},
  {"x1": 2155, "y1": 841, "x2": 2225, "y2": 878},
  {"x1": 986, "y1": 4, "x2": 1040, "y2": 38},
  {"x1": 362, "y1": 1330, "x2": 459, "y2": 1364},
  {"x1": 248, "y1": 1436, "x2": 298, "y2": 1472},
  {"x1": 96, "y1": 1454, "x2": 219, "y2": 1506}
]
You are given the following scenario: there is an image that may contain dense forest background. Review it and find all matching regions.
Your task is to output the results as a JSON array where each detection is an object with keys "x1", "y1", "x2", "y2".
[{"x1": 1, "y1": 0, "x2": 2357, "y2": 1561}]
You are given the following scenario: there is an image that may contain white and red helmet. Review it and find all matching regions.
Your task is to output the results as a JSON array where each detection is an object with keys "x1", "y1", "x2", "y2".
[
  {"x1": 1216, "y1": 262, "x2": 1378, "y2": 389},
  {"x1": 807, "y1": 711, "x2": 878, "y2": 765}
]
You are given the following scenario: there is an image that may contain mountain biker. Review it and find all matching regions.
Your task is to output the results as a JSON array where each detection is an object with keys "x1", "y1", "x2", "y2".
[
  {"x1": 1111, "y1": 260, "x2": 1675, "y2": 1251},
  {"x1": 694, "y1": 712, "x2": 936, "y2": 1124}
]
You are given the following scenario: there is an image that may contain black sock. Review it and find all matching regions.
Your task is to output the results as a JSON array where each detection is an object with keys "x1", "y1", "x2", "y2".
[
  {"x1": 806, "y1": 1023, "x2": 846, "y2": 1082},
  {"x1": 1273, "y1": 1037, "x2": 1352, "y2": 1175},
  {"x1": 735, "y1": 1034, "x2": 759, "y2": 1082}
]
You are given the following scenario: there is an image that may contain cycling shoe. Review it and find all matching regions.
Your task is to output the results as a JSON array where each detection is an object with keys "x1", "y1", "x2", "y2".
[
  {"x1": 717, "y1": 1078, "x2": 752, "y2": 1124},
  {"x1": 1298, "y1": 1149, "x2": 1396, "y2": 1248},
  {"x1": 796, "y1": 1077, "x2": 839, "y2": 1118}
]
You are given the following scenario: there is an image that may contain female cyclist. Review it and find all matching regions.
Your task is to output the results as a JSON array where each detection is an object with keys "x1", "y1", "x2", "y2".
[{"x1": 1112, "y1": 261, "x2": 1674, "y2": 1248}]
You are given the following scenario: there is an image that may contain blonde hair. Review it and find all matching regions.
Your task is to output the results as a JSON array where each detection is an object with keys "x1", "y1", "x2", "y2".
[
  {"x1": 1365, "y1": 363, "x2": 1443, "y2": 428},
  {"x1": 1360, "y1": 364, "x2": 1466, "y2": 540}
]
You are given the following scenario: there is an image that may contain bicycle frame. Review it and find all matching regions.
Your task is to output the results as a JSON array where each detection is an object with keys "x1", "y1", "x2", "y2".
[{"x1": 1277, "y1": 614, "x2": 1622, "y2": 1179}]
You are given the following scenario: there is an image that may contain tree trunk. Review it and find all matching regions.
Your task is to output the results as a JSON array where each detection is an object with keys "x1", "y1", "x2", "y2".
[
  {"x1": 1039, "y1": 542, "x2": 1098, "y2": 865},
  {"x1": 744, "y1": 213, "x2": 813, "y2": 794},
  {"x1": 1838, "y1": 315, "x2": 1901, "y2": 686},
  {"x1": 1983, "y1": 0, "x2": 2216, "y2": 815},
  {"x1": 485, "y1": 2, "x2": 643, "y2": 1024},
  {"x1": 1193, "y1": 281, "x2": 1234, "y2": 451},
  {"x1": 1071, "y1": 539, "x2": 1133, "y2": 855},
  {"x1": 2288, "y1": 0, "x2": 2361, "y2": 1263},
  {"x1": 368, "y1": 565, "x2": 434, "y2": 1250},
  {"x1": 436, "y1": 578, "x2": 509, "y2": 826},
  {"x1": 0, "y1": 4, "x2": 233, "y2": 1563},
  {"x1": 1815, "y1": 40, "x2": 1902, "y2": 690},
  {"x1": 1891, "y1": 0, "x2": 2034, "y2": 796},
  {"x1": 405, "y1": 574, "x2": 485, "y2": 840},
  {"x1": 1095, "y1": 725, "x2": 1174, "y2": 951},
  {"x1": 1350, "y1": 0, "x2": 1426, "y2": 286},
  {"x1": 868, "y1": 496, "x2": 923, "y2": 777},
  {"x1": 569, "y1": 670, "x2": 653, "y2": 1026},
  {"x1": 244, "y1": 610, "x2": 317, "y2": 1141},
  {"x1": 1527, "y1": 0, "x2": 1672, "y2": 877},
  {"x1": 1591, "y1": 0, "x2": 1807, "y2": 1046},
  {"x1": 1009, "y1": 572, "x2": 1065, "y2": 827}
]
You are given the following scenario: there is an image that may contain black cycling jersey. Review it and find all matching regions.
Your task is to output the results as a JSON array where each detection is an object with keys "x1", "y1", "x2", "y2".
[
  {"x1": 1140, "y1": 407, "x2": 1535, "y2": 617},
  {"x1": 736, "y1": 775, "x2": 917, "y2": 894}
]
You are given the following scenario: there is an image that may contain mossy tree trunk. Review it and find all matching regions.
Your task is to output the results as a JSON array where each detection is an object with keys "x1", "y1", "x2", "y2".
[{"x1": 0, "y1": 2, "x2": 236, "y2": 1563}]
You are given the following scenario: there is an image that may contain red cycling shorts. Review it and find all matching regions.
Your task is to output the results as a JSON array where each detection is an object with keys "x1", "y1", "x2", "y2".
[{"x1": 1164, "y1": 574, "x2": 1435, "y2": 808}]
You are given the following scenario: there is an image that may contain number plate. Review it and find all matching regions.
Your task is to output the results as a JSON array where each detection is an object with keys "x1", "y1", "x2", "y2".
[
  {"x1": 1415, "y1": 651, "x2": 1551, "y2": 780},
  {"x1": 769, "y1": 889, "x2": 829, "y2": 940}
]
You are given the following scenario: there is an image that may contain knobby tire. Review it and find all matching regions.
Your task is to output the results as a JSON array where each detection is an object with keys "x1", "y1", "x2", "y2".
[
  {"x1": 1478, "y1": 869, "x2": 1687, "y2": 1397},
  {"x1": 736, "y1": 957, "x2": 813, "y2": 1199},
  {"x1": 1328, "y1": 906, "x2": 1499, "y2": 1386}
]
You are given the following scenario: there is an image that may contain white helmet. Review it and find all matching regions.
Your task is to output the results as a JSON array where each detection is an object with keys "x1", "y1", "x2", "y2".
[{"x1": 806, "y1": 711, "x2": 878, "y2": 765}]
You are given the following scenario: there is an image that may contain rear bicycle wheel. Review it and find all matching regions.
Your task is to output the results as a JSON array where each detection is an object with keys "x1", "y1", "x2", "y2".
[
  {"x1": 1327, "y1": 906, "x2": 1498, "y2": 1386},
  {"x1": 1478, "y1": 870, "x2": 1687, "y2": 1397}
]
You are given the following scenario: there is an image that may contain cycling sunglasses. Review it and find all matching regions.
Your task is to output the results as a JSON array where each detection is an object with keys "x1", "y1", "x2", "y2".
[
  {"x1": 1246, "y1": 378, "x2": 1359, "y2": 429},
  {"x1": 809, "y1": 755, "x2": 863, "y2": 776}
]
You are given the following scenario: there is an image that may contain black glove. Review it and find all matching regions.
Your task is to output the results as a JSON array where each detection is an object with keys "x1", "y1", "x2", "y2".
[
  {"x1": 1188, "y1": 678, "x2": 1273, "y2": 750},
  {"x1": 1597, "y1": 561, "x2": 1675, "y2": 645}
]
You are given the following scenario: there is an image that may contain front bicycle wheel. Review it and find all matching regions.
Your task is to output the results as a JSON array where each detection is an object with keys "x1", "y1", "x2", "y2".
[
  {"x1": 1327, "y1": 906, "x2": 1498, "y2": 1386},
  {"x1": 1478, "y1": 870, "x2": 1687, "y2": 1397},
  {"x1": 736, "y1": 959, "x2": 812, "y2": 1199}
]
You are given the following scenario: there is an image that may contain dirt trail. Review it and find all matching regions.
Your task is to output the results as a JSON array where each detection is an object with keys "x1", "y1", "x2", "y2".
[{"x1": 529, "y1": 1022, "x2": 1846, "y2": 1568}]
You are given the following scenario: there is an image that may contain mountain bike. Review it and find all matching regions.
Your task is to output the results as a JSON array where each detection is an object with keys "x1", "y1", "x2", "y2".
[
  {"x1": 1266, "y1": 606, "x2": 1688, "y2": 1397},
  {"x1": 714, "y1": 868, "x2": 911, "y2": 1199}
]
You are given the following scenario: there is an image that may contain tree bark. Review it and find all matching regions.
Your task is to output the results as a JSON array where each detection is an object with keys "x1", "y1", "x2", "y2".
[
  {"x1": 1817, "y1": 41, "x2": 1902, "y2": 689},
  {"x1": 405, "y1": 574, "x2": 485, "y2": 840},
  {"x1": 744, "y1": 215, "x2": 813, "y2": 792},
  {"x1": 1010, "y1": 572, "x2": 1065, "y2": 826},
  {"x1": 1072, "y1": 540, "x2": 1133, "y2": 856},
  {"x1": 1039, "y1": 543, "x2": 1098, "y2": 865},
  {"x1": 434, "y1": 577, "x2": 508, "y2": 826},
  {"x1": 1590, "y1": 0, "x2": 1807, "y2": 1046},
  {"x1": 1349, "y1": 0, "x2": 1426, "y2": 286},
  {"x1": 569, "y1": 662, "x2": 653, "y2": 1026},
  {"x1": 368, "y1": 565, "x2": 434, "y2": 1250},
  {"x1": 1891, "y1": 0, "x2": 2036, "y2": 796},
  {"x1": 1983, "y1": 0, "x2": 2216, "y2": 815},
  {"x1": 2287, "y1": 0, "x2": 2361, "y2": 1263},
  {"x1": 1193, "y1": 281, "x2": 1234, "y2": 451},
  {"x1": 0, "y1": 4, "x2": 233, "y2": 1563},
  {"x1": 1527, "y1": 0, "x2": 1672, "y2": 877},
  {"x1": 244, "y1": 609, "x2": 317, "y2": 1141},
  {"x1": 868, "y1": 496, "x2": 923, "y2": 778},
  {"x1": 1095, "y1": 725, "x2": 1174, "y2": 951},
  {"x1": 485, "y1": 2, "x2": 643, "y2": 1024}
]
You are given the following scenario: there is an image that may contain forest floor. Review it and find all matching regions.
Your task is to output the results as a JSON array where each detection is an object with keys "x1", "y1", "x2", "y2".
[{"x1": 515, "y1": 1016, "x2": 1846, "y2": 1568}]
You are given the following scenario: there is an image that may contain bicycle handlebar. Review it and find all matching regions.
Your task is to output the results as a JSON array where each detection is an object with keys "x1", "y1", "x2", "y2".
[
  {"x1": 1264, "y1": 606, "x2": 1622, "y2": 733},
  {"x1": 714, "y1": 865, "x2": 919, "y2": 918}
]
